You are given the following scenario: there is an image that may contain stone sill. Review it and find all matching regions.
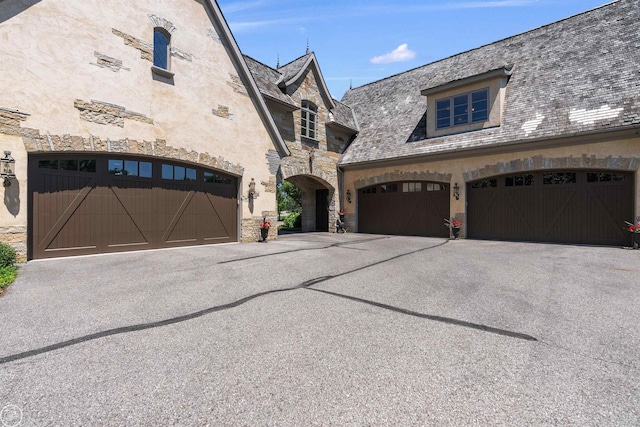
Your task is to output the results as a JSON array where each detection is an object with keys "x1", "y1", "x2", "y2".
[{"x1": 151, "y1": 66, "x2": 175, "y2": 79}]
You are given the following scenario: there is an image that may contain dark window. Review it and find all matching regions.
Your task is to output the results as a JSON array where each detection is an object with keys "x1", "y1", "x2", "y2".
[
  {"x1": 59, "y1": 160, "x2": 78, "y2": 171},
  {"x1": 436, "y1": 88, "x2": 489, "y2": 129},
  {"x1": 380, "y1": 184, "x2": 398, "y2": 193},
  {"x1": 79, "y1": 160, "x2": 96, "y2": 173},
  {"x1": 301, "y1": 100, "x2": 317, "y2": 139},
  {"x1": 153, "y1": 28, "x2": 170, "y2": 70},
  {"x1": 361, "y1": 187, "x2": 377, "y2": 194},
  {"x1": 471, "y1": 179, "x2": 497, "y2": 189},
  {"x1": 587, "y1": 172, "x2": 625, "y2": 183},
  {"x1": 185, "y1": 168, "x2": 196, "y2": 182},
  {"x1": 505, "y1": 174, "x2": 534, "y2": 187},
  {"x1": 38, "y1": 160, "x2": 59, "y2": 169},
  {"x1": 543, "y1": 172, "x2": 576, "y2": 185}
]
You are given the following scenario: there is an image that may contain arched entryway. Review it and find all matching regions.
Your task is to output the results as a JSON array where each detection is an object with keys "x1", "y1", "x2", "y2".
[{"x1": 283, "y1": 174, "x2": 335, "y2": 233}]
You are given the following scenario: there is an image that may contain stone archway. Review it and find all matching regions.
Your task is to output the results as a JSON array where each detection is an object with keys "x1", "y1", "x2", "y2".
[{"x1": 283, "y1": 174, "x2": 336, "y2": 232}]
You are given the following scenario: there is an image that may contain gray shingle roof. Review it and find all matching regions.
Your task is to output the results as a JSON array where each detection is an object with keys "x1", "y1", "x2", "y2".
[
  {"x1": 244, "y1": 53, "x2": 358, "y2": 132},
  {"x1": 339, "y1": 0, "x2": 640, "y2": 165},
  {"x1": 243, "y1": 55, "x2": 297, "y2": 108}
]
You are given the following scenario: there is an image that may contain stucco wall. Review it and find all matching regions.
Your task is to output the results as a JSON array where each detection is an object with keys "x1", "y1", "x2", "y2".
[
  {"x1": 0, "y1": 0, "x2": 280, "y2": 254},
  {"x1": 342, "y1": 136, "x2": 640, "y2": 235}
]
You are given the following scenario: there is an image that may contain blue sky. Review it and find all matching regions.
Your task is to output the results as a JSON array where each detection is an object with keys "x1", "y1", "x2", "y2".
[{"x1": 217, "y1": 0, "x2": 612, "y2": 99}]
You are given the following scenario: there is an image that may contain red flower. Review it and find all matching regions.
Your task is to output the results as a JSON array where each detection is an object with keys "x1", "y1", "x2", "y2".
[
  {"x1": 452, "y1": 221, "x2": 462, "y2": 227},
  {"x1": 260, "y1": 220, "x2": 271, "y2": 229},
  {"x1": 339, "y1": 209, "x2": 347, "y2": 215}
]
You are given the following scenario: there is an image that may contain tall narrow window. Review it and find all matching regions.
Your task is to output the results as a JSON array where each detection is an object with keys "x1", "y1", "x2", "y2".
[
  {"x1": 301, "y1": 100, "x2": 317, "y2": 139},
  {"x1": 153, "y1": 28, "x2": 170, "y2": 70}
]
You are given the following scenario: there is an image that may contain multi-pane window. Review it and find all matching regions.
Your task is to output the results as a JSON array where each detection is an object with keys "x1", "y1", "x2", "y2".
[
  {"x1": 402, "y1": 182, "x2": 422, "y2": 192},
  {"x1": 161, "y1": 164, "x2": 196, "y2": 181},
  {"x1": 301, "y1": 100, "x2": 317, "y2": 139},
  {"x1": 543, "y1": 172, "x2": 576, "y2": 185},
  {"x1": 204, "y1": 172, "x2": 233, "y2": 185},
  {"x1": 436, "y1": 88, "x2": 489, "y2": 129},
  {"x1": 153, "y1": 28, "x2": 170, "y2": 70},
  {"x1": 505, "y1": 174, "x2": 534, "y2": 186},
  {"x1": 108, "y1": 159, "x2": 152, "y2": 178},
  {"x1": 380, "y1": 184, "x2": 398, "y2": 193},
  {"x1": 39, "y1": 159, "x2": 96, "y2": 173},
  {"x1": 587, "y1": 172, "x2": 625, "y2": 183},
  {"x1": 471, "y1": 179, "x2": 497, "y2": 189}
]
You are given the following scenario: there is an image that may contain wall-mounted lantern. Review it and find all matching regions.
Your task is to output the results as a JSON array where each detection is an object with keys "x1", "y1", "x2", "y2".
[
  {"x1": 1, "y1": 151, "x2": 16, "y2": 187},
  {"x1": 247, "y1": 177, "x2": 259, "y2": 200},
  {"x1": 453, "y1": 182, "x2": 460, "y2": 200},
  {"x1": 346, "y1": 189, "x2": 352, "y2": 204}
]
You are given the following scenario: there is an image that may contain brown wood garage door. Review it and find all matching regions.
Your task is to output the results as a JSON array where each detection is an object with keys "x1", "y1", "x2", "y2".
[
  {"x1": 467, "y1": 170, "x2": 633, "y2": 246},
  {"x1": 358, "y1": 181, "x2": 450, "y2": 237},
  {"x1": 28, "y1": 155, "x2": 237, "y2": 259}
]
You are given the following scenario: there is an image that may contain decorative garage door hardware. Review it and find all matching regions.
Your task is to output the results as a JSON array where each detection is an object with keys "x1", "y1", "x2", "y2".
[
  {"x1": 467, "y1": 170, "x2": 633, "y2": 246},
  {"x1": 359, "y1": 181, "x2": 450, "y2": 238},
  {"x1": 29, "y1": 155, "x2": 237, "y2": 259}
]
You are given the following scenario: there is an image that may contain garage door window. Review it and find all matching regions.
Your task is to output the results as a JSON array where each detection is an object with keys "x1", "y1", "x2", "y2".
[
  {"x1": 505, "y1": 174, "x2": 534, "y2": 187},
  {"x1": 471, "y1": 179, "x2": 497, "y2": 189},
  {"x1": 109, "y1": 159, "x2": 152, "y2": 177},
  {"x1": 204, "y1": 172, "x2": 232, "y2": 185},
  {"x1": 380, "y1": 184, "x2": 398, "y2": 193},
  {"x1": 162, "y1": 164, "x2": 196, "y2": 181},
  {"x1": 587, "y1": 172, "x2": 625, "y2": 183},
  {"x1": 543, "y1": 172, "x2": 576, "y2": 185},
  {"x1": 403, "y1": 182, "x2": 422, "y2": 192},
  {"x1": 39, "y1": 159, "x2": 97, "y2": 172}
]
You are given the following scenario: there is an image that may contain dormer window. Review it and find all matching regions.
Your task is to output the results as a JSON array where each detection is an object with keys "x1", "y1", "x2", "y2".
[
  {"x1": 153, "y1": 28, "x2": 171, "y2": 70},
  {"x1": 422, "y1": 66, "x2": 512, "y2": 138},
  {"x1": 436, "y1": 88, "x2": 488, "y2": 129},
  {"x1": 301, "y1": 100, "x2": 317, "y2": 139}
]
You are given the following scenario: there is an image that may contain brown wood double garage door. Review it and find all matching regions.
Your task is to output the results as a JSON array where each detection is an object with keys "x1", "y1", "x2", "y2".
[
  {"x1": 358, "y1": 181, "x2": 450, "y2": 237},
  {"x1": 28, "y1": 155, "x2": 238, "y2": 259},
  {"x1": 467, "y1": 170, "x2": 633, "y2": 246}
]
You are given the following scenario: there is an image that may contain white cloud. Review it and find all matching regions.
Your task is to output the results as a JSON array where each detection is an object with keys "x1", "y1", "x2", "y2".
[
  {"x1": 221, "y1": 1, "x2": 265, "y2": 13},
  {"x1": 370, "y1": 44, "x2": 417, "y2": 64}
]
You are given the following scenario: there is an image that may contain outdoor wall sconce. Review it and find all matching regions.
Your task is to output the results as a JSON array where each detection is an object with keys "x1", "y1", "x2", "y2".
[
  {"x1": 1, "y1": 151, "x2": 16, "y2": 187},
  {"x1": 248, "y1": 177, "x2": 259, "y2": 199},
  {"x1": 346, "y1": 189, "x2": 352, "y2": 204},
  {"x1": 453, "y1": 182, "x2": 460, "y2": 200}
]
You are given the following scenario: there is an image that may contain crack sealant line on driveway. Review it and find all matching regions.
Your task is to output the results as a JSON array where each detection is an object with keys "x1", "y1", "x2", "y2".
[
  {"x1": 307, "y1": 288, "x2": 538, "y2": 341},
  {"x1": 0, "y1": 239, "x2": 528, "y2": 365},
  {"x1": 218, "y1": 236, "x2": 391, "y2": 264}
]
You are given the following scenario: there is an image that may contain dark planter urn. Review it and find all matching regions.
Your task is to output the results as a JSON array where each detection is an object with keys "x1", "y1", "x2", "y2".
[
  {"x1": 339, "y1": 214, "x2": 345, "y2": 222},
  {"x1": 632, "y1": 232, "x2": 640, "y2": 248},
  {"x1": 452, "y1": 227, "x2": 460, "y2": 239},
  {"x1": 260, "y1": 227, "x2": 269, "y2": 242}
]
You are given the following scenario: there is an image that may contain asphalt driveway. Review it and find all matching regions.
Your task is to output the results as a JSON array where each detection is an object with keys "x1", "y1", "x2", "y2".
[{"x1": 0, "y1": 234, "x2": 639, "y2": 426}]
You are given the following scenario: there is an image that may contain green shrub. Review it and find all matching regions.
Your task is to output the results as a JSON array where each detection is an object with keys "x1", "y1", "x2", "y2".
[
  {"x1": 283, "y1": 212, "x2": 302, "y2": 229},
  {"x1": 0, "y1": 266, "x2": 17, "y2": 290},
  {"x1": 0, "y1": 242, "x2": 16, "y2": 268}
]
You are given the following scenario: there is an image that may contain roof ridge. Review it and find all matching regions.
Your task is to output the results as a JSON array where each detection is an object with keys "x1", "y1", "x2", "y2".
[
  {"x1": 278, "y1": 51, "x2": 313, "y2": 69},
  {"x1": 243, "y1": 54, "x2": 280, "y2": 73},
  {"x1": 344, "y1": 0, "x2": 619, "y2": 96}
]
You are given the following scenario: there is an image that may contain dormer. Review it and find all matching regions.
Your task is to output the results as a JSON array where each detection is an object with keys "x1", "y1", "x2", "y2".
[{"x1": 421, "y1": 65, "x2": 513, "y2": 138}]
